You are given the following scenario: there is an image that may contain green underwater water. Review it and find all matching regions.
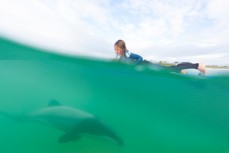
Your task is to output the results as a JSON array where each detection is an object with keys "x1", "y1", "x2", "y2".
[{"x1": 0, "y1": 37, "x2": 229, "y2": 153}]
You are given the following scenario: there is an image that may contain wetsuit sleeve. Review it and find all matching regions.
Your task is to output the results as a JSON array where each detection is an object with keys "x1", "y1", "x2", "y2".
[{"x1": 129, "y1": 53, "x2": 143, "y2": 64}]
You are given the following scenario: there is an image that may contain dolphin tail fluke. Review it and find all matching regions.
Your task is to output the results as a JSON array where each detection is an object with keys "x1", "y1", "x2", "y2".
[
  {"x1": 0, "y1": 110, "x2": 18, "y2": 121},
  {"x1": 0, "y1": 110, "x2": 30, "y2": 122}
]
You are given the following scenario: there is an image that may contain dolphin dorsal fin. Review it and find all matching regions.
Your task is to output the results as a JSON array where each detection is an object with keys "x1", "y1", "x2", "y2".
[{"x1": 49, "y1": 100, "x2": 62, "y2": 107}]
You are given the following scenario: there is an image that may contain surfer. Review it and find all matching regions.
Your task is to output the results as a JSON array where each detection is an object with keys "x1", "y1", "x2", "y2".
[{"x1": 114, "y1": 39, "x2": 206, "y2": 75}]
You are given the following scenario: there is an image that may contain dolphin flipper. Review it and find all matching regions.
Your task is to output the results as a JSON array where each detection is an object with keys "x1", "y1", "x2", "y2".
[{"x1": 58, "y1": 131, "x2": 81, "y2": 143}]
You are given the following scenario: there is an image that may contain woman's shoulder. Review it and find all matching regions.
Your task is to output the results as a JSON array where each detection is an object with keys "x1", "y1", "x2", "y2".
[{"x1": 125, "y1": 50, "x2": 131, "y2": 57}]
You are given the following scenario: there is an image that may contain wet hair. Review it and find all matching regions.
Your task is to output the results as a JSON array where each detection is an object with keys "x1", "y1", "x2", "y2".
[{"x1": 114, "y1": 40, "x2": 127, "y2": 51}]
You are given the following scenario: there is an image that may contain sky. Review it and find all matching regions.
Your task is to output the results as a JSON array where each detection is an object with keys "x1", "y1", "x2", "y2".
[{"x1": 0, "y1": 0, "x2": 229, "y2": 65}]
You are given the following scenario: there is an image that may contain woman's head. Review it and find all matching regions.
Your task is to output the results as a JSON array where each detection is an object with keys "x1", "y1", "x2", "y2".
[{"x1": 114, "y1": 40, "x2": 126, "y2": 56}]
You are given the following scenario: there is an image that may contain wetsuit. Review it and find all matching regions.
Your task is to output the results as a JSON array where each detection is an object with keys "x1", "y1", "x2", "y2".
[
  {"x1": 169, "y1": 62, "x2": 199, "y2": 71},
  {"x1": 118, "y1": 50, "x2": 199, "y2": 72},
  {"x1": 118, "y1": 50, "x2": 143, "y2": 64},
  {"x1": 142, "y1": 60, "x2": 199, "y2": 72}
]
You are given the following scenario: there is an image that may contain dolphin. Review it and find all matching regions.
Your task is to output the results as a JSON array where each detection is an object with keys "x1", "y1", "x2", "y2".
[{"x1": 0, "y1": 100, "x2": 124, "y2": 145}]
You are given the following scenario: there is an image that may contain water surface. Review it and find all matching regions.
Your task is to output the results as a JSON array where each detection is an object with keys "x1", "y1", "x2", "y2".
[{"x1": 1, "y1": 37, "x2": 229, "y2": 153}]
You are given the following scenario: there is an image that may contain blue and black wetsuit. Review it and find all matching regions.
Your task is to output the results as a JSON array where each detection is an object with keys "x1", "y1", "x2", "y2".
[
  {"x1": 169, "y1": 62, "x2": 199, "y2": 71},
  {"x1": 142, "y1": 60, "x2": 199, "y2": 72},
  {"x1": 118, "y1": 50, "x2": 199, "y2": 72},
  {"x1": 118, "y1": 50, "x2": 143, "y2": 64}
]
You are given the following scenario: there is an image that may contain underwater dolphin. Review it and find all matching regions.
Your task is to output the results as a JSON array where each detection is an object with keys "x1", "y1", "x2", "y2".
[{"x1": 0, "y1": 100, "x2": 124, "y2": 145}]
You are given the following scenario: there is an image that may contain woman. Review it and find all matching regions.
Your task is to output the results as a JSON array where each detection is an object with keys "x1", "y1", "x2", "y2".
[
  {"x1": 114, "y1": 39, "x2": 206, "y2": 75},
  {"x1": 114, "y1": 39, "x2": 143, "y2": 64}
]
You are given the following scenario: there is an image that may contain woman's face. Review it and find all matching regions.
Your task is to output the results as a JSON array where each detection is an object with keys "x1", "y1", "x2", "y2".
[{"x1": 114, "y1": 45, "x2": 123, "y2": 55}]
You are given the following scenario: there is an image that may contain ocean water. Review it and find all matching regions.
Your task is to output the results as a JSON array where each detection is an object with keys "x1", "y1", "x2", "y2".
[{"x1": 0, "y1": 37, "x2": 229, "y2": 153}]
